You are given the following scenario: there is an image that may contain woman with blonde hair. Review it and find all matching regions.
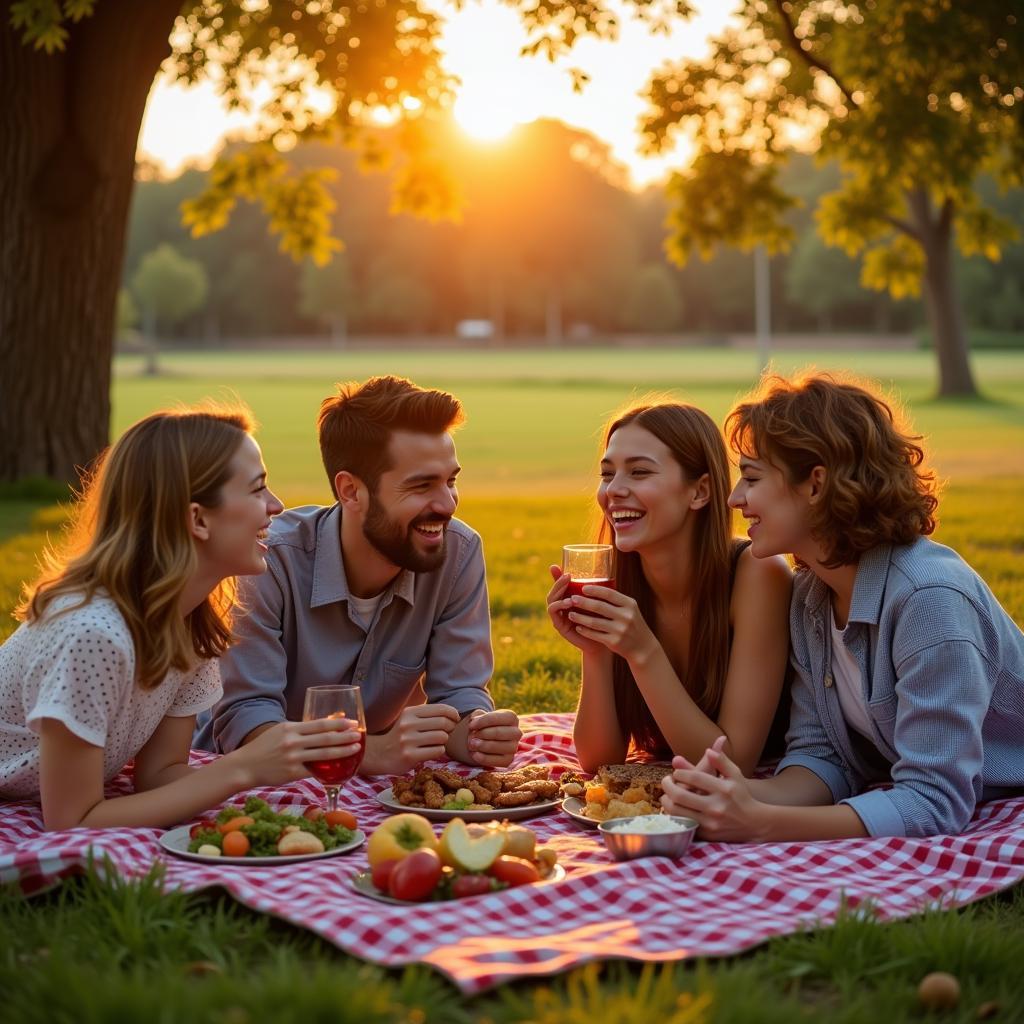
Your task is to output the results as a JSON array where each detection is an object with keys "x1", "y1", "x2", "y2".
[
  {"x1": 0, "y1": 406, "x2": 361, "y2": 830},
  {"x1": 547, "y1": 402, "x2": 793, "y2": 774},
  {"x1": 662, "y1": 372, "x2": 1024, "y2": 839}
]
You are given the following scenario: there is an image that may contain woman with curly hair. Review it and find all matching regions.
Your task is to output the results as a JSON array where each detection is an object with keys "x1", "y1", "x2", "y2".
[{"x1": 662, "y1": 371, "x2": 1024, "y2": 839}]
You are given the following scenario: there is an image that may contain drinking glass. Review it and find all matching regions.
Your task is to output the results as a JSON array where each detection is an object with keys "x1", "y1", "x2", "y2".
[
  {"x1": 562, "y1": 544, "x2": 616, "y2": 598},
  {"x1": 302, "y1": 685, "x2": 366, "y2": 812}
]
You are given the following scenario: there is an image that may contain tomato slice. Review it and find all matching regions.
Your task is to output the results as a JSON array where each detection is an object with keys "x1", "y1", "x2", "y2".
[
  {"x1": 189, "y1": 819, "x2": 218, "y2": 840},
  {"x1": 387, "y1": 848, "x2": 443, "y2": 901},
  {"x1": 302, "y1": 804, "x2": 324, "y2": 822},
  {"x1": 488, "y1": 856, "x2": 541, "y2": 887},
  {"x1": 451, "y1": 873, "x2": 494, "y2": 899}
]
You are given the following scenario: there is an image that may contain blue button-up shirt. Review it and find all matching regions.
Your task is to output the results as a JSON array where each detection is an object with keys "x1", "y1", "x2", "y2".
[
  {"x1": 193, "y1": 504, "x2": 494, "y2": 753},
  {"x1": 778, "y1": 537, "x2": 1024, "y2": 837}
]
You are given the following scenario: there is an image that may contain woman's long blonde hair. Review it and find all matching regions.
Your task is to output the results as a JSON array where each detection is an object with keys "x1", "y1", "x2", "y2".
[
  {"x1": 598, "y1": 403, "x2": 734, "y2": 756},
  {"x1": 18, "y1": 405, "x2": 255, "y2": 690}
]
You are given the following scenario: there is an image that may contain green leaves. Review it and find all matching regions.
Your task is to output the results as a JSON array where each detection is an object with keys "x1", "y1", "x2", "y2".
[
  {"x1": 181, "y1": 147, "x2": 342, "y2": 265},
  {"x1": 663, "y1": 151, "x2": 797, "y2": 266}
]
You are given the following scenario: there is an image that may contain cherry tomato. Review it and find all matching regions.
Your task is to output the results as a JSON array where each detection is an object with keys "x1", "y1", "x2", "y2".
[
  {"x1": 371, "y1": 859, "x2": 399, "y2": 892},
  {"x1": 388, "y1": 848, "x2": 443, "y2": 902},
  {"x1": 302, "y1": 805, "x2": 324, "y2": 822},
  {"x1": 189, "y1": 819, "x2": 217, "y2": 840},
  {"x1": 218, "y1": 815, "x2": 255, "y2": 835},
  {"x1": 222, "y1": 830, "x2": 250, "y2": 857},
  {"x1": 325, "y1": 809, "x2": 358, "y2": 830},
  {"x1": 451, "y1": 873, "x2": 494, "y2": 899},
  {"x1": 488, "y1": 856, "x2": 540, "y2": 887}
]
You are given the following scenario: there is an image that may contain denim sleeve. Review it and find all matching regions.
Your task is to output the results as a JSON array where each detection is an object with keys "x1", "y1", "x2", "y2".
[
  {"x1": 422, "y1": 532, "x2": 494, "y2": 716},
  {"x1": 841, "y1": 590, "x2": 993, "y2": 837},
  {"x1": 205, "y1": 562, "x2": 290, "y2": 753},
  {"x1": 775, "y1": 650, "x2": 857, "y2": 802}
]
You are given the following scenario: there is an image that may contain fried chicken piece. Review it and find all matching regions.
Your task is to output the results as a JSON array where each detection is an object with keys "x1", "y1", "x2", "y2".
[
  {"x1": 473, "y1": 772, "x2": 502, "y2": 793},
  {"x1": 411, "y1": 768, "x2": 436, "y2": 790},
  {"x1": 517, "y1": 765, "x2": 552, "y2": 781},
  {"x1": 605, "y1": 798, "x2": 656, "y2": 820},
  {"x1": 390, "y1": 777, "x2": 415, "y2": 798},
  {"x1": 468, "y1": 779, "x2": 496, "y2": 803},
  {"x1": 494, "y1": 790, "x2": 537, "y2": 808},
  {"x1": 398, "y1": 791, "x2": 425, "y2": 807},
  {"x1": 514, "y1": 779, "x2": 559, "y2": 799},
  {"x1": 467, "y1": 803, "x2": 494, "y2": 810},
  {"x1": 423, "y1": 780, "x2": 446, "y2": 809},
  {"x1": 432, "y1": 768, "x2": 466, "y2": 791}
]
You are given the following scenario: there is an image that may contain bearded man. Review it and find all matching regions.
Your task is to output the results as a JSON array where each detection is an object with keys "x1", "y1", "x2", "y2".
[{"x1": 194, "y1": 376, "x2": 521, "y2": 774}]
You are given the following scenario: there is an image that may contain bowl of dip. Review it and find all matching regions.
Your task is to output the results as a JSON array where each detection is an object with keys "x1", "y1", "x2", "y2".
[{"x1": 597, "y1": 814, "x2": 699, "y2": 861}]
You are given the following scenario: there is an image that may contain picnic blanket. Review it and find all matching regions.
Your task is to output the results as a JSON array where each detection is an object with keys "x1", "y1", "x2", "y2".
[{"x1": 3, "y1": 712, "x2": 1024, "y2": 993}]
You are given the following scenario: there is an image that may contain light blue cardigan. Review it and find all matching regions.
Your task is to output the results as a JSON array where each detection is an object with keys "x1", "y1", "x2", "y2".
[{"x1": 777, "y1": 537, "x2": 1024, "y2": 837}]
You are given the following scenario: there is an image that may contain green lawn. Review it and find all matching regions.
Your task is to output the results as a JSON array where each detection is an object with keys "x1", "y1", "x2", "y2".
[{"x1": 3, "y1": 346, "x2": 1024, "y2": 1022}]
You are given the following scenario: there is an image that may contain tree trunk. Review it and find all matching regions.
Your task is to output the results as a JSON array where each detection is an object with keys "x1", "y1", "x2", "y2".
[
  {"x1": 0, "y1": 1, "x2": 182, "y2": 483},
  {"x1": 907, "y1": 189, "x2": 978, "y2": 398}
]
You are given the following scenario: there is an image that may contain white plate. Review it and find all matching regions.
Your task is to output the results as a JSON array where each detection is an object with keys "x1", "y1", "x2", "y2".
[
  {"x1": 158, "y1": 825, "x2": 366, "y2": 865},
  {"x1": 350, "y1": 864, "x2": 567, "y2": 904},
  {"x1": 561, "y1": 796, "x2": 601, "y2": 828},
  {"x1": 375, "y1": 788, "x2": 559, "y2": 823}
]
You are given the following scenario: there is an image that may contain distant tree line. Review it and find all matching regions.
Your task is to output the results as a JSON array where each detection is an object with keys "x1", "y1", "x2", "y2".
[{"x1": 122, "y1": 120, "x2": 1023, "y2": 345}]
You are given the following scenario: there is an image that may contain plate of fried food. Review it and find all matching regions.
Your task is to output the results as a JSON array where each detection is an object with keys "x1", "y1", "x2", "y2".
[
  {"x1": 559, "y1": 763, "x2": 670, "y2": 825},
  {"x1": 377, "y1": 765, "x2": 561, "y2": 822}
]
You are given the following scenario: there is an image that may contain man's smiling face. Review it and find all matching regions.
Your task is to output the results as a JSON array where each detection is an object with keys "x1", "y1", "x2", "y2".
[{"x1": 362, "y1": 430, "x2": 461, "y2": 573}]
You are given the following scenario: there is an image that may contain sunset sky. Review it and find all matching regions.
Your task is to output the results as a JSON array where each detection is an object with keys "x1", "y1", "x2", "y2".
[{"x1": 138, "y1": 0, "x2": 733, "y2": 188}]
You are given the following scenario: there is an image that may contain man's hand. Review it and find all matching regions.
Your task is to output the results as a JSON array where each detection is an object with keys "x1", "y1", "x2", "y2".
[
  {"x1": 362, "y1": 703, "x2": 460, "y2": 775},
  {"x1": 449, "y1": 709, "x2": 522, "y2": 768}
]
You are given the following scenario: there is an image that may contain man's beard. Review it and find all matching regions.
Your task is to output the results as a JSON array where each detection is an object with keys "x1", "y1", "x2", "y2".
[{"x1": 363, "y1": 491, "x2": 449, "y2": 573}]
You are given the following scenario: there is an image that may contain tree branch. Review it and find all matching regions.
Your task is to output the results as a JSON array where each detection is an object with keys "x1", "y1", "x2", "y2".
[
  {"x1": 882, "y1": 215, "x2": 922, "y2": 243},
  {"x1": 770, "y1": 0, "x2": 859, "y2": 109}
]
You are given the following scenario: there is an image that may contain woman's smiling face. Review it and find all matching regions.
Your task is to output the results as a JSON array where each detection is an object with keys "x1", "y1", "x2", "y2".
[
  {"x1": 598, "y1": 422, "x2": 706, "y2": 554},
  {"x1": 728, "y1": 453, "x2": 817, "y2": 560}
]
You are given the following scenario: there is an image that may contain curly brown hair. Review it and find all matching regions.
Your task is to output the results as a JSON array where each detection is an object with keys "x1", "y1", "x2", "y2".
[{"x1": 726, "y1": 371, "x2": 938, "y2": 568}]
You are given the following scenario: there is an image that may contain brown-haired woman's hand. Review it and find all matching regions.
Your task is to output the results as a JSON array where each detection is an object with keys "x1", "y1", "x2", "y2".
[
  {"x1": 546, "y1": 566, "x2": 607, "y2": 656},
  {"x1": 564, "y1": 584, "x2": 659, "y2": 666}
]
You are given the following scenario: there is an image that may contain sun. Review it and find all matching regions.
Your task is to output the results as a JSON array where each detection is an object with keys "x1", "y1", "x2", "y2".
[{"x1": 452, "y1": 93, "x2": 522, "y2": 142}]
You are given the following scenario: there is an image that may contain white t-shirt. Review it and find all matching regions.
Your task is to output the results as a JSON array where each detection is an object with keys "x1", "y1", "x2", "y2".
[
  {"x1": 0, "y1": 593, "x2": 222, "y2": 799},
  {"x1": 830, "y1": 601, "x2": 875, "y2": 741},
  {"x1": 346, "y1": 591, "x2": 385, "y2": 632}
]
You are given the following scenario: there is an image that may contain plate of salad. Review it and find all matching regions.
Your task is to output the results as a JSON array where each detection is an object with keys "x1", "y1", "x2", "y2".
[{"x1": 160, "y1": 796, "x2": 365, "y2": 865}]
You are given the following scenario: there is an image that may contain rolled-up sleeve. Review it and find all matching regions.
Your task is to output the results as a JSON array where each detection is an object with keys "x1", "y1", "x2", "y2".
[
  {"x1": 423, "y1": 532, "x2": 494, "y2": 716},
  {"x1": 776, "y1": 651, "x2": 857, "y2": 802},
  {"x1": 841, "y1": 590, "x2": 992, "y2": 837},
  {"x1": 205, "y1": 563, "x2": 291, "y2": 753}
]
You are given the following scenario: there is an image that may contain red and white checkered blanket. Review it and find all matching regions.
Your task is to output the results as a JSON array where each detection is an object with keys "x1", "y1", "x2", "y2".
[{"x1": 3, "y1": 713, "x2": 1024, "y2": 993}]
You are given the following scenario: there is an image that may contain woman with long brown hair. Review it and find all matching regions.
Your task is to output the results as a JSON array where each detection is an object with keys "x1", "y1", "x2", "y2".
[
  {"x1": 546, "y1": 402, "x2": 793, "y2": 773},
  {"x1": 0, "y1": 405, "x2": 361, "y2": 830}
]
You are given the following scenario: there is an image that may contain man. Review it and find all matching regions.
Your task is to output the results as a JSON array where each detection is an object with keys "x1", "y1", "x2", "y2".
[{"x1": 194, "y1": 375, "x2": 521, "y2": 774}]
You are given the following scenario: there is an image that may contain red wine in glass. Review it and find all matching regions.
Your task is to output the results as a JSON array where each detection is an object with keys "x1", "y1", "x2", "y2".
[
  {"x1": 302, "y1": 686, "x2": 366, "y2": 811},
  {"x1": 304, "y1": 730, "x2": 366, "y2": 787},
  {"x1": 566, "y1": 577, "x2": 617, "y2": 600}
]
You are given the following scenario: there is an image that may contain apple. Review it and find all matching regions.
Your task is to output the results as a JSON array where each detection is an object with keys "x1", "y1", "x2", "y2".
[
  {"x1": 438, "y1": 818, "x2": 506, "y2": 872},
  {"x1": 366, "y1": 813, "x2": 437, "y2": 868}
]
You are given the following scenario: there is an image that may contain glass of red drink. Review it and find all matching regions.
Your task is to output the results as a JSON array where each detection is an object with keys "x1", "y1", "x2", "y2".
[
  {"x1": 302, "y1": 685, "x2": 366, "y2": 812},
  {"x1": 562, "y1": 544, "x2": 616, "y2": 598}
]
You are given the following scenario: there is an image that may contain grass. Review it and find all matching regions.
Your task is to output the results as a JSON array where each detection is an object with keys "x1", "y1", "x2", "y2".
[{"x1": 3, "y1": 346, "x2": 1024, "y2": 1022}]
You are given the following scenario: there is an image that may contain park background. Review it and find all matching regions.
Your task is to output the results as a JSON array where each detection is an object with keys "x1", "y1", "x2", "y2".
[{"x1": 3, "y1": 0, "x2": 1024, "y2": 1021}]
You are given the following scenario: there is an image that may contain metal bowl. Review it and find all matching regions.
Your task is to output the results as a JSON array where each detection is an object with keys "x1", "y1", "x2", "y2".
[{"x1": 597, "y1": 815, "x2": 699, "y2": 861}]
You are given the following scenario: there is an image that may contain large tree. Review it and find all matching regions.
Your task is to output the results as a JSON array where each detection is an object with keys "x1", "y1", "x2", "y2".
[
  {"x1": 1, "y1": 0, "x2": 691, "y2": 483},
  {"x1": 640, "y1": 0, "x2": 1023, "y2": 396}
]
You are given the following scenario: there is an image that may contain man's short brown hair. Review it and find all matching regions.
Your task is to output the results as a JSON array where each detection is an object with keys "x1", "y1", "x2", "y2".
[
  {"x1": 318, "y1": 376, "x2": 464, "y2": 498},
  {"x1": 726, "y1": 371, "x2": 939, "y2": 567}
]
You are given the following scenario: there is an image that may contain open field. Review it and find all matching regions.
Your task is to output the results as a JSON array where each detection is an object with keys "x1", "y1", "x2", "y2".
[{"x1": 3, "y1": 346, "x2": 1024, "y2": 1021}]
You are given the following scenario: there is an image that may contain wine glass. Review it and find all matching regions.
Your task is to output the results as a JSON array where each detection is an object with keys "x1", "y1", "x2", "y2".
[
  {"x1": 302, "y1": 685, "x2": 366, "y2": 812},
  {"x1": 562, "y1": 544, "x2": 616, "y2": 598}
]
